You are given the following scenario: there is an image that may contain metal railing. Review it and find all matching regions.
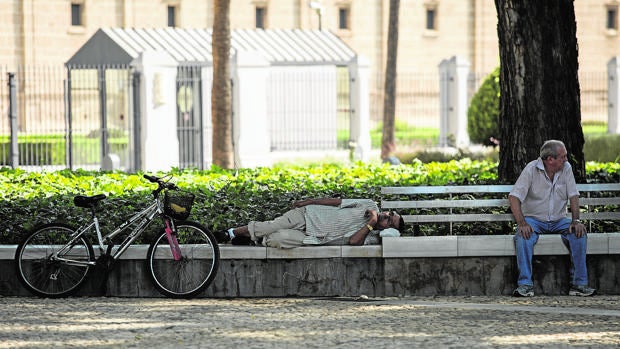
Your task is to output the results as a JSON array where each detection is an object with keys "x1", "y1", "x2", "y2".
[{"x1": 2, "y1": 65, "x2": 610, "y2": 170}]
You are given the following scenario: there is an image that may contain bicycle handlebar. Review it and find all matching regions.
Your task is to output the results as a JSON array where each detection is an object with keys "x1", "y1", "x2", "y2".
[{"x1": 143, "y1": 174, "x2": 178, "y2": 191}]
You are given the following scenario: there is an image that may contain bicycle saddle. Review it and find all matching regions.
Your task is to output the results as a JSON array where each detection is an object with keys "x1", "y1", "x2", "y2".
[{"x1": 74, "y1": 194, "x2": 107, "y2": 208}]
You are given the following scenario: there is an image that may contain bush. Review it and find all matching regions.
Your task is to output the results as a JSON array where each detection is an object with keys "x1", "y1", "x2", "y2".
[
  {"x1": 467, "y1": 67, "x2": 500, "y2": 145},
  {"x1": 1, "y1": 162, "x2": 618, "y2": 244},
  {"x1": 584, "y1": 133, "x2": 620, "y2": 162}
]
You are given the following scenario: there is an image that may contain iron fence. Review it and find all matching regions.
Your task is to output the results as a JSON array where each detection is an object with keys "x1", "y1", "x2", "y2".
[{"x1": 1, "y1": 65, "x2": 611, "y2": 170}]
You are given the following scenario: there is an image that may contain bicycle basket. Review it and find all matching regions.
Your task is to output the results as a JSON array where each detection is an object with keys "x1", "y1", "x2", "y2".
[{"x1": 163, "y1": 190, "x2": 195, "y2": 220}]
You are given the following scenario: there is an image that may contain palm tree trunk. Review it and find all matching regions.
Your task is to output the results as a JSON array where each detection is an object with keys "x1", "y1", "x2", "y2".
[{"x1": 211, "y1": 0, "x2": 234, "y2": 168}]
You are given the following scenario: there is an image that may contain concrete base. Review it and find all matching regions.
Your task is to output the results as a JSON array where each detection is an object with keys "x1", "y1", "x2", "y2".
[{"x1": 2, "y1": 254, "x2": 618, "y2": 298}]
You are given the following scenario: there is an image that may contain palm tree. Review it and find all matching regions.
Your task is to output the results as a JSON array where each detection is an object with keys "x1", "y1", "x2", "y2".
[
  {"x1": 381, "y1": 0, "x2": 400, "y2": 162},
  {"x1": 211, "y1": 0, "x2": 234, "y2": 168}
]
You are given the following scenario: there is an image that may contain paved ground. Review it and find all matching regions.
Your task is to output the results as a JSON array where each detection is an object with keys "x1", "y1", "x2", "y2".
[{"x1": 1, "y1": 295, "x2": 619, "y2": 349}]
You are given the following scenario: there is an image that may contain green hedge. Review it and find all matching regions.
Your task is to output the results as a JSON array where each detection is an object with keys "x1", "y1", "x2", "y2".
[
  {"x1": 1, "y1": 161, "x2": 618, "y2": 244},
  {"x1": 0, "y1": 135, "x2": 128, "y2": 166}
]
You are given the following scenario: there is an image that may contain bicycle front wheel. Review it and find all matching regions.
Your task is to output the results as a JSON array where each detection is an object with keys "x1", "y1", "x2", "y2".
[
  {"x1": 147, "y1": 221, "x2": 220, "y2": 298},
  {"x1": 15, "y1": 223, "x2": 94, "y2": 298}
]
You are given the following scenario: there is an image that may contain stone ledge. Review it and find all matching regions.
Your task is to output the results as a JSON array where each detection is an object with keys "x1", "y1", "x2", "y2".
[
  {"x1": 382, "y1": 233, "x2": 620, "y2": 258},
  {"x1": 0, "y1": 244, "x2": 383, "y2": 260},
  {"x1": 2, "y1": 233, "x2": 618, "y2": 260}
]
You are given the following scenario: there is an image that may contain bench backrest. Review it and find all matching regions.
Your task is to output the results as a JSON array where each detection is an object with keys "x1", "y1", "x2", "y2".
[{"x1": 381, "y1": 183, "x2": 620, "y2": 234}]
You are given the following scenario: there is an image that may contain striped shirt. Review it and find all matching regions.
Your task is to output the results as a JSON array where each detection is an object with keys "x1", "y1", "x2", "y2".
[{"x1": 304, "y1": 199, "x2": 378, "y2": 239}]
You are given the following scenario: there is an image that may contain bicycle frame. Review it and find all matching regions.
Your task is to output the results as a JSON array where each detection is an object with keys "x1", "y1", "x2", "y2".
[{"x1": 53, "y1": 199, "x2": 178, "y2": 267}]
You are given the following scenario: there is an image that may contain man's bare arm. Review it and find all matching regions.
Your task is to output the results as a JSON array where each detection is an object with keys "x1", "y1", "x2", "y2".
[
  {"x1": 292, "y1": 198, "x2": 342, "y2": 208},
  {"x1": 509, "y1": 195, "x2": 533, "y2": 239},
  {"x1": 348, "y1": 210, "x2": 378, "y2": 245},
  {"x1": 569, "y1": 195, "x2": 586, "y2": 238}
]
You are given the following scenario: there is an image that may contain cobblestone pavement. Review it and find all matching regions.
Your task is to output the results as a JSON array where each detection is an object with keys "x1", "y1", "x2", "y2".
[{"x1": 1, "y1": 295, "x2": 619, "y2": 349}]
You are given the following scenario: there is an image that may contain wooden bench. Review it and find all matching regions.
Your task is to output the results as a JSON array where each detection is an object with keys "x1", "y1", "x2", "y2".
[
  {"x1": 382, "y1": 183, "x2": 620, "y2": 232},
  {"x1": 380, "y1": 183, "x2": 620, "y2": 257}
]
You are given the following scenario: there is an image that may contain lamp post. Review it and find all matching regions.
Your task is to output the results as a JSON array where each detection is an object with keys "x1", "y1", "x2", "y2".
[{"x1": 309, "y1": 1, "x2": 324, "y2": 30}]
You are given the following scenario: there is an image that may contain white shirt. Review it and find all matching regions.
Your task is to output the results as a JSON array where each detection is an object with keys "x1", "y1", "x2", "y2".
[{"x1": 509, "y1": 158, "x2": 579, "y2": 221}]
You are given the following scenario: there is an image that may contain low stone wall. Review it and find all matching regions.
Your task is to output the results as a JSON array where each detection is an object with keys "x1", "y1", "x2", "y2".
[{"x1": 2, "y1": 234, "x2": 619, "y2": 297}]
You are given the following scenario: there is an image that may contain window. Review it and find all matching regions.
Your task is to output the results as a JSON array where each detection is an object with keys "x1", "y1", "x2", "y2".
[
  {"x1": 167, "y1": 6, "x2": 177, "y2": 27},
  {"x1": 426, "y1": 8, "x2": 436, "y2": 30},
  {"x1": 256, "y1": 7, "x2": 266, "y2": 29},
  {"x1": 71, "y1": 3, "x2": 83, "y2": 26},
  {"x1": 607, "y1": 6, "x2": 618, "y2": 30},
  {"x1": 338, "y1": 8, "x2": 350, "y2": 30}
]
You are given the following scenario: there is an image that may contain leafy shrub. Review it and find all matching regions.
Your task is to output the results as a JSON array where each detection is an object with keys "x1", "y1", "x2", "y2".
[
  {"x1": 467, "y1": 67, "x2": 500, "y2": 145},
  {"x1": 1, "y1": 162, "x2": 618, "y2": 244},
  {"x1": 398, "y1": 146, "x2": 499, "y2": 164},
  {"x1": 371, "y1": 121, "x2": 438, "y2": 148},
  {"x1": 584, "y1": 133, "x2": 620, "y2": 162}
]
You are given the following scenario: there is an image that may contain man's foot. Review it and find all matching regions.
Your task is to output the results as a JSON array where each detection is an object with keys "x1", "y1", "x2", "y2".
[
  {"x1": 568, "y1": 285, "x2": 596, "y2": 297},
  {"x1": 231, "y1": 235, "x2": 254, "y2": 245},
  {"x1": 512, "y1": 284, "x2": 534, "y2": 297},
  {"x1": 213, "y1": 230, "x2": 232, "y2": 244}
]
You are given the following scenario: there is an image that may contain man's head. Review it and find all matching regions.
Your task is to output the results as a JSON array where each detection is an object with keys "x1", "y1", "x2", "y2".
[
  {"x1": 540, "y1": 140, "x2": 568, "y2": 173},
  {"x1": 376, "y1": 211, "x2": 405, "y2": 233}
]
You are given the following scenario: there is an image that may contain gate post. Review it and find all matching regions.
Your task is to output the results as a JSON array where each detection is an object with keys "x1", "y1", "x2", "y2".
[
  {"x1": 348, "y1": 55, "x2": 371, "y2": 161},
  {"x1": 131, "y1": 51, "x2": 179, "y2": 171},
  {"x1": 231, "y1": 50, "x2": 270, "y2": 167},
  {"x1": 8, "y1": 73, "x2": 18, "y2": 168},
  {"x1": 608, "y1": 57, "x2": 620, "y2": 134},
  {"x1": 438, "y1": 56, "x2": 470, "y2": 147}
]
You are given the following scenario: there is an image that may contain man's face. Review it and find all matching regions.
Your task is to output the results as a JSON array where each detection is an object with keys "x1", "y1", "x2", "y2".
[
  {"x1": 376, "y1": 211, "x2": 401, "y2": 230},
  {"x1": 545, "y1": 146, "x2": 568, "y2": 172}
]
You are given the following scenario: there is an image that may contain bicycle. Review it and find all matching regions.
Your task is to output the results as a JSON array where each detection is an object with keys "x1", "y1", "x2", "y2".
[{"x1": 14, "y1": 174, "x2": 220, "y2": 299}]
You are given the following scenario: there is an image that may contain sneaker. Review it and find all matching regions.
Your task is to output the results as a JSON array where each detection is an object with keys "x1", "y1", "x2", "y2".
[
  {"x1": 213, "y1": 230, "x2": 231, "y2": 244},
  {"x1": 513, "y1": 284, "x2": 534, "y2": 297},
  {"x1": 231, "y1": 235, "x2": 254, "y2": 245},
  {"x1": 568, "y1": 285, "x2": 596, "y2": 297}
]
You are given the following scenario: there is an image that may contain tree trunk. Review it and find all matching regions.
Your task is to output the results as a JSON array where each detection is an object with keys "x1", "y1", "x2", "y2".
[
  {"x1": 495, "y1": 0, "x2": 585, "y2": 183},
  {"x1": 381, "y1": 0, "x2": 400, "y2": 160},
  {"x1": 211, "y1": 0, "x2": 234, "y2": 168}
]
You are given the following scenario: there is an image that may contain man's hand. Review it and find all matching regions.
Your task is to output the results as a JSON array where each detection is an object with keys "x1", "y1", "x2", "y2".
[
  {"x1": 517, "y1": 221, "x2": 534, "y2": 239},
  {"x1": 569, "y1": 221, "x2": 587, "y2": 238},
  {"x1": 365, "y1": 209, "x2": 378, "y2": 228}
]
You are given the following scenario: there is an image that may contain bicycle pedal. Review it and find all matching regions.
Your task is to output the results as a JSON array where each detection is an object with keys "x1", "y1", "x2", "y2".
[{"x1": 96, "y1": 254, "x2": 115, "y2": 270}]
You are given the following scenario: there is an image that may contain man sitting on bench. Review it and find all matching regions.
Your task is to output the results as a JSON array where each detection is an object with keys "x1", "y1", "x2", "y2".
[{"x1": 509, "y1": 140, "x2": 596, "y2": 297}]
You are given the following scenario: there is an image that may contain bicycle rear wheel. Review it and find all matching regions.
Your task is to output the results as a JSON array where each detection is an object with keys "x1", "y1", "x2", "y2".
[
  {"x1": 147, "y1": 220, "x2": 220, "y2": 298},
  {"x1": 15, "y1": 223, "x2": 94, "y2": 298}
]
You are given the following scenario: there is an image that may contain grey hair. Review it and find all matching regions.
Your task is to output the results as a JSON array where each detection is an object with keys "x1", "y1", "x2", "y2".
[{"x1": 540, "y1": 140, "x2": 566, "y2": 159}]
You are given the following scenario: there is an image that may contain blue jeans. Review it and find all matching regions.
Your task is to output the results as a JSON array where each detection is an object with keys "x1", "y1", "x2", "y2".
[{"x1": 514, "y1": 217, "x2": 588, "y2": 287}]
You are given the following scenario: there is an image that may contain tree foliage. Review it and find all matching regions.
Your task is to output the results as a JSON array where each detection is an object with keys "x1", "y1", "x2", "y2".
[{"x1": 467, "y1": 67, "x2": 500, "y2": 145}]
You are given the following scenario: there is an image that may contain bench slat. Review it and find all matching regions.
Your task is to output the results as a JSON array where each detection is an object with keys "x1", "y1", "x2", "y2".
[
  {"x1": 383, "y1": 197, "x2": 619, "y2": 209},
  {"x1": 576, "y1": 183, "x2": 620, "y2": 191},
  {"x1": 382, "y1": 183, "x2": 620, "y2": 195},
  {"x1": 581, "y1": 197, "x2": 620, "y2": 205},
  {"x1": 382, "y1": 185, "x2": 513, "y2": 195},
  {"x1": 404, "y1": 213, "x2": 515, "y2": 223},
  {"x1": 404, "y1": 212, "x2": 620, "y2": 224},
  {"x1": 382, "y1": 199, "x2": 509, "y2": 209},
  {"x1": 581, "y1": 212, "x2": 620, "y2": 220}
]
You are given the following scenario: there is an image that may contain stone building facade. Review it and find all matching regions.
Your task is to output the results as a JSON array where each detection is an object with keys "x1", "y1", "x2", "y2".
[{"x1": 2, "y1": 0, "x2": 618, "y2": 77}]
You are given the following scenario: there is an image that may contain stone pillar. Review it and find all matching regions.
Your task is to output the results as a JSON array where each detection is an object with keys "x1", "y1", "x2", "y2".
[
  {"x1": 608, "y1": 57, "x2": 620, "y2": 134},
  {"x1": 438, "y1": 56, "x2": 470, "y2": 147},
  {"x1": 131, "y1": 51, "x2": 180, "y2": 171},
  {"x1": 348, "y1": 55, "x2": 372, "y2": 161},
  {"x1": 232, "y1": 51, "x2": 270, "y2": 167}
]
